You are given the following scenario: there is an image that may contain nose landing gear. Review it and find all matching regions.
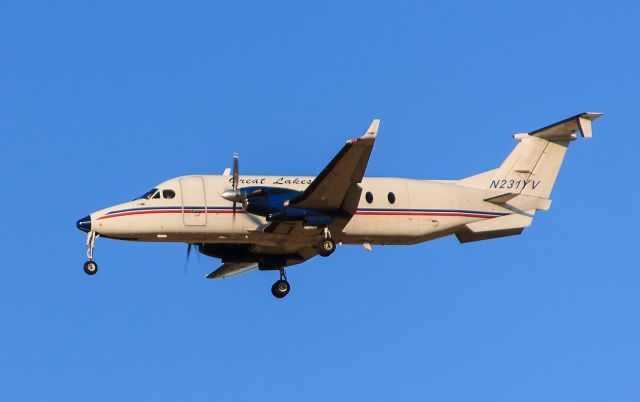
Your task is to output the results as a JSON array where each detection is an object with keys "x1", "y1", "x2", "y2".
[
  {"x1": 84, "y1": 231, "x2": 99, "y2": 276},
  {"x1": 271, "y1": 268, "x2": 290, "y2": 298}
]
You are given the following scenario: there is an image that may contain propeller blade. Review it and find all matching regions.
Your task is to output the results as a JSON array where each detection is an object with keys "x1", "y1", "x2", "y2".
[
  {"x1": 220, "y1": 153, "x2": 244, "y2": 221},
  {"x1": 232, "y1": 153, "x2": 239, "y2": 190},
  {"x1": 184, "y1": 243, "x2": 192, "y2": 275}
]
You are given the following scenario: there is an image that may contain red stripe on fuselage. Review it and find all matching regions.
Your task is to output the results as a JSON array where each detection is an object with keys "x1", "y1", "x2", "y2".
[
  {"x1": 97, "y1": 209, "x2": 246, "y2": 220},
  {"x1": 355, "y1": 211, "x2": 497, "y2": 218},
  {"x1": 97, "y1": 209, "x2": 497, "y2": 220}
]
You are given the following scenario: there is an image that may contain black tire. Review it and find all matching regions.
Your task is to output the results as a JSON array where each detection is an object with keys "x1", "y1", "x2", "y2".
[
  {"x1": 83, "y1": 260, "x2": 98, "y2": 276},
  {"x1": 271, "y1": 280, "x2": 290, "y2": 298},
  {"x1": 317, "y1": 238, "x2": 336, "y2": 257}
]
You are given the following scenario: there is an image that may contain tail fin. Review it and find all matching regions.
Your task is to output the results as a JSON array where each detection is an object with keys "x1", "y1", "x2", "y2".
[{"x1": 461, "y1": 112, "x2": 602, "y2": 198}]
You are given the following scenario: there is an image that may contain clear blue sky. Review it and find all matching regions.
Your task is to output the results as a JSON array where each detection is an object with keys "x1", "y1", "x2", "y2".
[{"x1": 1, "y1": 1, "x2": 638, "y2": 401}]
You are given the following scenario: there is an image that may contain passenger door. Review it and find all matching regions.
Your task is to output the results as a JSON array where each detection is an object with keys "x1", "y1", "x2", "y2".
[{"x1": 179, "y1": 176, "x2": 207, "y2": 226}]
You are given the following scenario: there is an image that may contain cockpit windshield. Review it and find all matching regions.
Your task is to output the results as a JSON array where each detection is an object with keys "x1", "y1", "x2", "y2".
[{"x1": 136, "y1": 188, "x2": 159, "y2": 200}]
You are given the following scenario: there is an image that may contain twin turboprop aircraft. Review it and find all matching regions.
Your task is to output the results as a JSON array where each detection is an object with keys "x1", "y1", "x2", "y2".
[{"x1": 76, "y1": 113, "x2": 602, "y2": 298}]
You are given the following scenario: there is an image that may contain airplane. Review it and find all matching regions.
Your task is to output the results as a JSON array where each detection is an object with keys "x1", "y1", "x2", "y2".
[{"x1": 76, "y1": 112, "x2": 602, "y2": 298}]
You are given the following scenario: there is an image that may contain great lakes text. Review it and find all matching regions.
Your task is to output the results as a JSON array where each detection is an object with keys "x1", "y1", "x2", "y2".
[{"x1": 229, "y1": 177, "x2": 314, "y2": 185}]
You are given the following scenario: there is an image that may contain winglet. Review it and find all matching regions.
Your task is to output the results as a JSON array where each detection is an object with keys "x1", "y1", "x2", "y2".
[
  {"x1": 577, "y1": 112, "x2": 603, "y2": 138},
  {"x1": 361, "y1": 119, "x2": 380, "y2": 139}
]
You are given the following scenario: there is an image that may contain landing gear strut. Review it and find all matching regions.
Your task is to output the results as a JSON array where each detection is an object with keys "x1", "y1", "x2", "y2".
[
  {"x1": 84, "y1": 231, "x2": 99, "y2": 276},
  {"x1": 271, "y1": 268, "x2": 290, "y2": 298},
  {"x1": 317, "y1": 227, "x2": 336, "y2": 257}
]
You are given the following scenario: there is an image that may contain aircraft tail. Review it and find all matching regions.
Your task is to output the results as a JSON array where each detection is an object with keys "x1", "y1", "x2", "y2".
[
  {"x1": 460, "y1": 112, "x2": 602, "y2": 198},
  {"x1": 455, "y1": 112, "x2": 602, "y2": 243}
]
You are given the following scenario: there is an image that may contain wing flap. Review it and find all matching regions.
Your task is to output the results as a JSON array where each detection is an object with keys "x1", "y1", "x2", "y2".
[{"x1": 262, "y1": 220, "x2": 305, "y2": 235}]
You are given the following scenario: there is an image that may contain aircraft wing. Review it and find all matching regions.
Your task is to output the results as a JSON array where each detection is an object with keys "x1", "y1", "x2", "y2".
[
  {"x1": 205, "y1": 244, "x2": 319, "y2": 279},
  {"x1": 206, "y1": 262, "x2": 258, "y2": 279},
  {"x1": 263, "y1": 220, "x2": 305, "y2": 235},
  {"x1": 289, "y1": 119, "x2": 379, "y2": 212}
]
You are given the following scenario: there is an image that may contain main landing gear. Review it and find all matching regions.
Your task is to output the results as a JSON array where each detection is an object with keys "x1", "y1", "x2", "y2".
[
  {"x1": 271, "y1": 268, "x2": 290, "y2": 299},
  {"x1": 316, "y1": 227, "x2": 336, "y2": 257},
  {"x1": 84, "y1": 231, "x2": 99, "y2": 276},
  {"x1": 270, "y1": 228, "x2": 335, "y2": 298}
]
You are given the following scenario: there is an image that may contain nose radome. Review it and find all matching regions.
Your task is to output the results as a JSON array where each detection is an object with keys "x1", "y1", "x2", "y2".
[{"x1": 76, "y1": 215, "x2": 92, "y2": 233}]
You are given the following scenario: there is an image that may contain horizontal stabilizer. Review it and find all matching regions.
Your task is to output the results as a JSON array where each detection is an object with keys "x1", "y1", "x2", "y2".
[
  {"x1": 521, "y1": 112, "x2": 603, "y2": 141},
  {"x1": 457, "y1": 209, "x2": 533, "y2": 243},
  {"x1": 484, "y1": 193, "x2": 518, "y2": 204},
  {"x1": 465, "y1": 210, "x2": 535, "y2": 233},
  {"x1": 456, "y1": 228, "x2": 524, "y2": 243},
  {"x1": 206, "y1": 262, "x2": 258, "y2": 279},
  {"x1": 483, "y1": 193, "x2": 552, "y2": 211}
]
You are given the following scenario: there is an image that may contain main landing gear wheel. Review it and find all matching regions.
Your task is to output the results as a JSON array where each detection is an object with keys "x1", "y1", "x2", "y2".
[
  {"x1": 271, "y1": 279, "x2": 290, "y2": 298},
  {"x1": 317, "y1": 238, "x2": 336, "y2": 257},
  {"x1": 271, "y1": 268, "x2": 290, "y2": 298},
  {"x1": 83, "y1": 260, "x2": 98, "y2": 275}
]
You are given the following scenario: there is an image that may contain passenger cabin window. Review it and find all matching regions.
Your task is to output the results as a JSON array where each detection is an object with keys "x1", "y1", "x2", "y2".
[
  {"x1": 388, "y1": 192, "x2": 396, "y2": 204},
  {"x1": 163, "y1": 189, "x2": 176, "y2": 199},
  {"x1": 365, "y1": 192, "x2": 373, "y2": 204},
  {"x1": 138, "y1": 188, "x2": 159, "y2": 200}
]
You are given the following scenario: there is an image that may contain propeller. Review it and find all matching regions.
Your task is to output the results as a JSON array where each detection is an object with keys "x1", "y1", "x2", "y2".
[
  {"x1": 221, "y1": 152, "x2": 247, "y2": 218},
  {"x1": 184, "y1": 243, "x2": 193, "y2": 274},
  {"x1": 232, "y1": 153, "x2": 239, "y2": 216},
  {"x1": 183, "y1": 243, "x2": 201, "y2": 275}
]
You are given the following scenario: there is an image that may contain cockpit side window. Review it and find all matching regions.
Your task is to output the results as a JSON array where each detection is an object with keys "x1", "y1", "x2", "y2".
[
  {"x1": 152, "y1": 191, "x2": 161, "y2": 199},
  {"x1": 162, "y1": 189, "x2": 176, "y2": 199},
  {"x1": 137, "y1": 188, "x2": 159, "y2": 200}
]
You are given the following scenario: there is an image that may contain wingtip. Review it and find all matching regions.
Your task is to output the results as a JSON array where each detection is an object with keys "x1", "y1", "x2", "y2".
[{"x1": 361, "y1": 119, "x2": 380, "y2": 139}]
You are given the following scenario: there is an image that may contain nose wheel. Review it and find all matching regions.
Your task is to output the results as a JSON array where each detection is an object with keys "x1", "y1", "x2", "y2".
[
  {"x1": 84, "y1": 231, "x2": 99, "y2": 276},
  {"x1": 271, "y1": 269, "x2": 290, "y2": 298},
  {"x1": 83, "y1": 260, "x2": 98, "y2": 275}
]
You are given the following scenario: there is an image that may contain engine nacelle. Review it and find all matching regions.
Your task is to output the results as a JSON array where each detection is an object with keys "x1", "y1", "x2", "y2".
[
  {"x1": 268, "y1": 207, "x2": 331, "y2": 227},
  {"x1": 243, "y1": 186, "x2": 301, "y2": 217},
  {"x1": 237, "y1": 186, "x2": 332, "y2": 227}
]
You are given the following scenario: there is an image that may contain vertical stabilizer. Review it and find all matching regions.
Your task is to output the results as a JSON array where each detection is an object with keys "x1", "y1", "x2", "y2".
[{"x1": 461, "y1": 112, "x2": 602, "y2": 199}]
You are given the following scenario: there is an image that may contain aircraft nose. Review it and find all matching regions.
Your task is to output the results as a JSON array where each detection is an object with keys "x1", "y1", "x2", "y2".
[{"x1": 76, "y1": 215, "x2": 92, "y2": 233}]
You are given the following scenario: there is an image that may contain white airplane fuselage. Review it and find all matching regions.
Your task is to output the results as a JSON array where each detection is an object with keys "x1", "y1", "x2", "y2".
[
  {"x1": 86, "y1": 174, "x2": 506, "y2": 247},
  {"x1": 76, "y1": 113, "x2": 601, "y2": 297}
]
